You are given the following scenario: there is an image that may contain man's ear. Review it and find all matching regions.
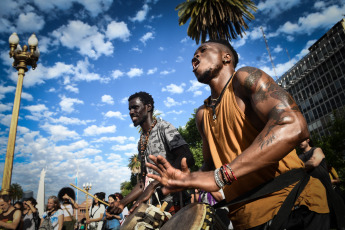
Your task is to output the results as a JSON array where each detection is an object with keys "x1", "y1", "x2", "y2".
[
  {"x1": 223, "y1": 53, "x2": 232, "y2": 64},
  {"x1": 147, "y1": 104, "x2": 153, "y2": 112}
]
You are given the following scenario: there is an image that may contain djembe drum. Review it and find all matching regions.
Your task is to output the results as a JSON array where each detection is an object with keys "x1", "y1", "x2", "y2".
[
  {"x1": 120, "y1": 203, "x2": 171, "y2": 230},
  {"x1": 160, "y1": 203, "x2": 227, "y2": 230}
]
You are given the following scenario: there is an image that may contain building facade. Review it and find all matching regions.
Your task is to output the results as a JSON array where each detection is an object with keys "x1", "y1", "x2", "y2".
[{"x1": 277, "y1": 18, "x2": 345, "y2": 137}]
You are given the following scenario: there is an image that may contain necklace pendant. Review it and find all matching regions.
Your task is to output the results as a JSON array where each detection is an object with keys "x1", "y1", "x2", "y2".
[{"x1": 213, "y1": 114, "x2": 217, "y2": 120}]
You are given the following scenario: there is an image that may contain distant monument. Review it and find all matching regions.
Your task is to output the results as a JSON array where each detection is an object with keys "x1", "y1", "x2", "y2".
[{"x1": 36, "y1": 168, "x2": 46, "y2": 217}]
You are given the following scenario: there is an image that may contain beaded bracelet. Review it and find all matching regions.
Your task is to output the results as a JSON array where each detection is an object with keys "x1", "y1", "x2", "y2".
[
  {"x1": 225, "y1": 164, "x2": 237, "y2": 181},
  {"x1": 214, "y1": 168, "x2": 225, "y2": 188},
  {"x1": 222, "y1": 164, "x2": 233, "y2": 183}
]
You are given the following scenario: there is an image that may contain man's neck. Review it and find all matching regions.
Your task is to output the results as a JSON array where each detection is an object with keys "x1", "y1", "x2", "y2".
[
  {"x1": 303, "y1": 146, "x2": 312, "y2": 153},
  {"x1": 140, "y1": 116, "x2": 154, "y2": 133},
  {"x1": 209, "y1": 68, "x2": 235, "y2": 99}
]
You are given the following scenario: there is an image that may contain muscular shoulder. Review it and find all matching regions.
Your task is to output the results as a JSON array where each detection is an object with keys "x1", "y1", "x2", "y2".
[{"x1": 234, "y1": 66, "x2": 270, "y2": 93}]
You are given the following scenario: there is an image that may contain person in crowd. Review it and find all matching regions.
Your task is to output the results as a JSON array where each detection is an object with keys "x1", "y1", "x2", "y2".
[
  {"x1": 86, "y1": 193, "x2": 105, "y2": 230},
  {"x1": 58, "y1": 187, "x2": 78, "y2": 230},
  {"x1": 0, "y1": 194, "x2": 21, "y2": 230},
  {"x1": 40, "y1": 196, "x2": 63, "y2": 230},
  {"x1": 22, "y1": 197, "x2": 40, "y2": 230},
  {"x1": 110, "y1": 92, "x2": 195, "y2": 215},
  {"x1": 146, "y1": 39, "x2": 331, "y2": 229},
  {"x1": 13, "y1": 202, "x2": 23, "y2": 213},
  {"x1": 299, "y1": 138, "x2": 345, "y2": 229},
  {"x1": 113, "y1": 194, "x2": 126, "y2": 225},
  {"x1": 102, "y1": 195, "x2": 121, "y2": 230}
]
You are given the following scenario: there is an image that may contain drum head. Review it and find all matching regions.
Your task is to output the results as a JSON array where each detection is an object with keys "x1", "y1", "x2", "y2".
[
  {"x1": 161, "y1": 203, "x2": 208, "y2": 230},
  {"x1": 120, "y1": 203, "x2": 149, "y2": 230}
]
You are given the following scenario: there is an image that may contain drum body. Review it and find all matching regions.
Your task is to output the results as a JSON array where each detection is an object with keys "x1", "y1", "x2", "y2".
[
  {"x1": 120, "y1": 203, "x2": 149, "y2": 230},
  {"x1": 160, "y1": 203, "x2": 227, "y2": 230}
]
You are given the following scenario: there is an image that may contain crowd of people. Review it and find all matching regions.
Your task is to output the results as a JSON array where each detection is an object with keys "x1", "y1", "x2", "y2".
[{"x1": 1, "y1": 39, "x2": 345, "y2": 230}]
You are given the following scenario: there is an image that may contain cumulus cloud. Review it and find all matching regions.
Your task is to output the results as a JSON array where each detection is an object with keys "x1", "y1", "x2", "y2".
[
  {"x1": 16, "y1": 12, "x2": 45, "y2": 33},
  {"x1": 41, "y1": 123, "x2": 79, "y2": 142},
  {"x1": 59, "y1": 95, "x2": 84, "y2": 113},
  {"x1": 257, "y1": 0, "x2": 301, "y2": 18},
  {"x1": 187, "y1": 80, "x2": 204, "y2": 92},
  {"x1": 111, "y1": 70, "x2": 124, "y2": 79},
  {"x1": 50, "y1": 116, "x2": 92, "y2": 125},
  {"x1": 52, "y1": 20, "x2": 113, "y2": 59},
  {"x1": 0, "y1": 85, "x2": 15, "y2": 100},
  {"x1": 162, "y1": 83, "x2": 185, "y2": 94},
  {"x1": 127, "y1": 68, "x2": 143, "y2": 78},
  {"x1": 147, "y1": 68, "x2": 157, "y2": 75},
  {"x1": 104, "y1": 111, "x2": 127, "y2": 120},
  {"x1": 160, "y1": 69, "x2": 176, "y2": 75},
  {"x1": 273, "y1": 45, "x2": 283, "y2": 53},
  {"x1": 140, "y1": 32, "x2": 154, "y2": 45},
  {"x1": 277, "y1": 4, "x2": 345, "y2": 35},
  {"x1": 83, "y1": 125, "x2": 116, "y2": 136},
  {"x1": 92, "y1": 136, "x2": 135, "y2": 144},
  {"x1": 106, "y1": 21, "x2": 131, "y2": 41},
  {"x1": 101, "y1": 95, "x2": 114, "y2": 105},
  {"x1": 164, "y1": 97, "x2": 182, "y2": 107},
  {"x1": 130, "y1": 4, "x2": 150, "y2": 22}
]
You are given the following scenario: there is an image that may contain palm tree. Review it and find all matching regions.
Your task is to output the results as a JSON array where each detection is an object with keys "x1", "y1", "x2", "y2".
[
  {"x1": 128, "y1": 154, "x2": 141, "y2": 175},
  {"x1": 176, "y1": 0, "x2": 257, "y2": 44},
  {"x1": 10, "y1": 183, "x2": 23, "y2": 203}
]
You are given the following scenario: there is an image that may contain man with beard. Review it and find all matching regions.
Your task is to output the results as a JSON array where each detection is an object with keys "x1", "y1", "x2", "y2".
[
  {"x1": 146, "y1": 40, "x2": 330, "y2": 229},
  {"x1": 110, "y1": 92, "x2": 195, "y2": 215},
  {"x1": 0, "y1": 195, "x2": 22, "y2": 230}
]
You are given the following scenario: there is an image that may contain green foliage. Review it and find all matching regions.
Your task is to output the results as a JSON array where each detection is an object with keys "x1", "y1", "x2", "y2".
[
  {"x1": 312, "y1": 108, "x2": 345, "y2": 194},
  {"x1": 178, "y1": 110, "x2": 204, "y2": 171},
  {"x1": 120, "y1": 174, "x2": 137, "y2": 197},
  {"x1": 10, "y1": 183, "x2": 23, "y2": 203},
  {"x1": 176, "y1": 0, "x2": 257, "y2": 44}
]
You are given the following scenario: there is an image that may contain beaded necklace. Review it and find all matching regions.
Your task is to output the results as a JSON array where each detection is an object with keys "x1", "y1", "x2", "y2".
[
  {"x1": 204, "y1": 72, "x2": 235, "y2": 120},
  {"x1": 139, "y1": 119, "x2": 157, "y2": 182}
]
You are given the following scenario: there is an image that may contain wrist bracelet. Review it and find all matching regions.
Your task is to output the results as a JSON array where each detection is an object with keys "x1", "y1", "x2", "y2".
[
  {"x1": 222, "y1": 165, "x2": 233, "y2": 184},
  {"x1": 214, "y1": 168, "x2": 225, "y2": 188},
  {"x1": 225, "y1": 164, "x2": 237, "y2": 181}
]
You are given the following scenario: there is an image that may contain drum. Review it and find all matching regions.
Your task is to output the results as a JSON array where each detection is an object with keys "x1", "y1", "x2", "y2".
[
  {"x1": 120, "y1": 203, "x2": 171, "y2": 230},
  {"x1": 160, "y1": 203, "x2": 227, "y2": 230}
]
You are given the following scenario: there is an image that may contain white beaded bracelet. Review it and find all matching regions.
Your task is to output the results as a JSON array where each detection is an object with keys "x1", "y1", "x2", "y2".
[{"x1": 214, "y1": 168, "x2": 225, "y2": 188}]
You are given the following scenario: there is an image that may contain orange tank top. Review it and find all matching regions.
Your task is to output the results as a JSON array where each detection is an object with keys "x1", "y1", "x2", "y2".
[{"x1": 202, "y1": 76, "x2": 329, "y2": 229}]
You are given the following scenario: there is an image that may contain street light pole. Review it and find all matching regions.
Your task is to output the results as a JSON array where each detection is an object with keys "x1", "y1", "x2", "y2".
[{"x1": 1, "y1": 33, "x2": 39, "y2": 195}]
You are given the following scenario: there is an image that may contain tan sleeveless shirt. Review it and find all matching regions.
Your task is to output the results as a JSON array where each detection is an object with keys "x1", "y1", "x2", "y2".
[{"x1": 202, "y1": 77, "x2": 329, "y2": 229}]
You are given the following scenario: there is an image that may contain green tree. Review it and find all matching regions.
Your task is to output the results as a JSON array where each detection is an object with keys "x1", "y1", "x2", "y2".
[
  {"x1": 178, "y1": 110, "x2": 204, "y2": 171},
  {"x1": 10, "y1": 183, "x2": 23, "y2": 203},
  {"x1": 313, "y1": 109, "x2": 345, "y2": 194},
  {"x1": 176, "y1": 0, "x2": 257, "y2": 44}
]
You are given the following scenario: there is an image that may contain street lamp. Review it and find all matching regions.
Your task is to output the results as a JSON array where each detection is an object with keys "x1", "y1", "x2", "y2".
[{"x1": 1, "y1": 33, "x2": 40, "y2": 195}]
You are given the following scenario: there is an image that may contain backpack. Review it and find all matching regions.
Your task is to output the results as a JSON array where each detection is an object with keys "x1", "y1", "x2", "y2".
[
  {"x1": 33, "y1": 212, "x2": 41, "y2": 230},
  {"x1": 38, "y1": 215, "x2": 54, "y2": 230}
]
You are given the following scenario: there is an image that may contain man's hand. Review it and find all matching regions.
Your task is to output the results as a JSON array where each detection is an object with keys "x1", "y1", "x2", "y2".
[
  {"x1": 129, "y1": 181, "x2": 159, "y2": 213},
  {"x1": 146, "y1": 155, "x2": 191, "y2": 194},
  {"x1": 109, "y1": 201, "x2": 124, "y2": 215}
]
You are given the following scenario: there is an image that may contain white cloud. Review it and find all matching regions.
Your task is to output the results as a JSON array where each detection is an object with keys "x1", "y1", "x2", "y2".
[
  {"x1": 132, "y1": 47, "x2": 142, "y2": 53},
  {"x1": 257, "y1": 0, "x2": 301, "y2": 18},
  {"x1": 52, "y1": 20, "x2": 113, "y2": 59},
  {"x1": 140, "y1": 32, "x2": 154, "y2": 45},
  {"x1": 0, "y1": 85, "x2": 15, "y2": 100},
  {"x1": 314, "y1": 1, "x2": 326, "y2": 9},
  {"x1": 187, "y1": 80, "x2": 204, "y2": 92},
  {"x1": 92, "y1": 136, "x2": 135, "y2": 144},
  {"x1": 111, "y1": 70, "x2": 124, "y2": 79},
  {"x1": 164, "y1": 97, "x2": 182, "y2": 107},
  {"x1": 120, "y1": 97, "x2": 128, "y2": 104},
  {"x1": 176, "y1": 56, "x2": 184, "y2": 63},
  {"x1": 83, "y1": 125, "x2": 116, "y2": 136},
  {"x1": 277, "y1": 4, "x2": 345, "y2": 35},
  {"x1": 65, "y1": 85, "x2": 79, "y2": 93},
  {"x1": 16, "y1": 12, "x2": 45, "y2": 33},
  {"x1": 59, "y1": 95, "x2": 84, "y2": 113},
  {"x1": 167, "y1": 110, "x2": 184, "y2": 115},
  {"x1": 147, "y1": 68, "x2": 157, "y2": 75},
  {"x1": 273, "y1": 45, "x2": 283, "y2": 53},
  {"x1": 104, "y1": 111, "x2": 127, "y2": 120},
  {"x1": 162, "y1": 83, "x2": 185, "y2": 94},
  {"x1": 50, "y1": 116, "x2": 92, "y2": 125},
  {"x1": 41, "y1": 123, "x2": 79, "y2": 142},
  {"x1": 130, "y1": 4, "x2": 150, "y2": 22},
  {"x1": 111, "y1": 143, "x2": 137, "y2": 152},
  {"x1": 106, "y1": 21, "x2": 131, "y2": 41},
  {"x1": 0, "y1": 103, "x2": 12, "y2": 113},
  {"x1": 193, "y1": 91, "x2": 202, "y2": 97},
  {"x1": 101, "y1": 95, "x2": 114, "y2": 105},
  {"x1": 127, "y1": 68, "x2": 143, "y2": 78},
  {"x1": 160, "y1": 69, "x2": 176, "y2": 75}
]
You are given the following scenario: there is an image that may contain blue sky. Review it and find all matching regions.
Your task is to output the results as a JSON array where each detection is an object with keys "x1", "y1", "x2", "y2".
[{"x1": 0, "y1": 0, "x2": 344, "y2": 202}]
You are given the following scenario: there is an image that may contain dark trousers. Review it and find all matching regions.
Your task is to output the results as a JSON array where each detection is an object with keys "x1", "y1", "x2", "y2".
[{"x1": 248, "y1": 206, "x2": 330, "y2": 230}]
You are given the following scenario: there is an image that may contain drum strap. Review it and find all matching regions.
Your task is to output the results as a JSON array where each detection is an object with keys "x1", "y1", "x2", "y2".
[{"x1": 213, "y1": 168, "x2": 310, "y2": 229}]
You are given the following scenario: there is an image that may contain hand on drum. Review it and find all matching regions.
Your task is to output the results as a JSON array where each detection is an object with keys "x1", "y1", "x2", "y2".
[{"x1": 147, "y1": 155, "x2": 222, "y2": 193}]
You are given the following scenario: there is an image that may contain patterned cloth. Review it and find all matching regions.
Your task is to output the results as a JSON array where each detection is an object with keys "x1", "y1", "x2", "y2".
[
  {"x1": 42, "y1": 209, "x2": 63, "y2": 230},
  {"x1": 138, "y1": 119, "x2": 187, "y2": 176}
]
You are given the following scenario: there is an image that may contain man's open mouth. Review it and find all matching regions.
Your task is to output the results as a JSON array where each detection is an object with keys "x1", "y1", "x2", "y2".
[{"x1": 192, "y1": 57, "x2": 200, "y2": 72}]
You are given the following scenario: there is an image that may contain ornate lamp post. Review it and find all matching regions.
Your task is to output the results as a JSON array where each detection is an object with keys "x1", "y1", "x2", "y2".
[
  {"x1": 1, "y1": 33, "x2": 39, "y2": 195},
  {"x1": 83, "y1": 183, "x2": 92, "y2": 230}
]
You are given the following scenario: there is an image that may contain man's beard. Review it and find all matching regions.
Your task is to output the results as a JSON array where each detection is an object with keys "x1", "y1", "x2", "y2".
[{"x1": 196, "y1": 64, "x2": 222, "y2": 84}]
